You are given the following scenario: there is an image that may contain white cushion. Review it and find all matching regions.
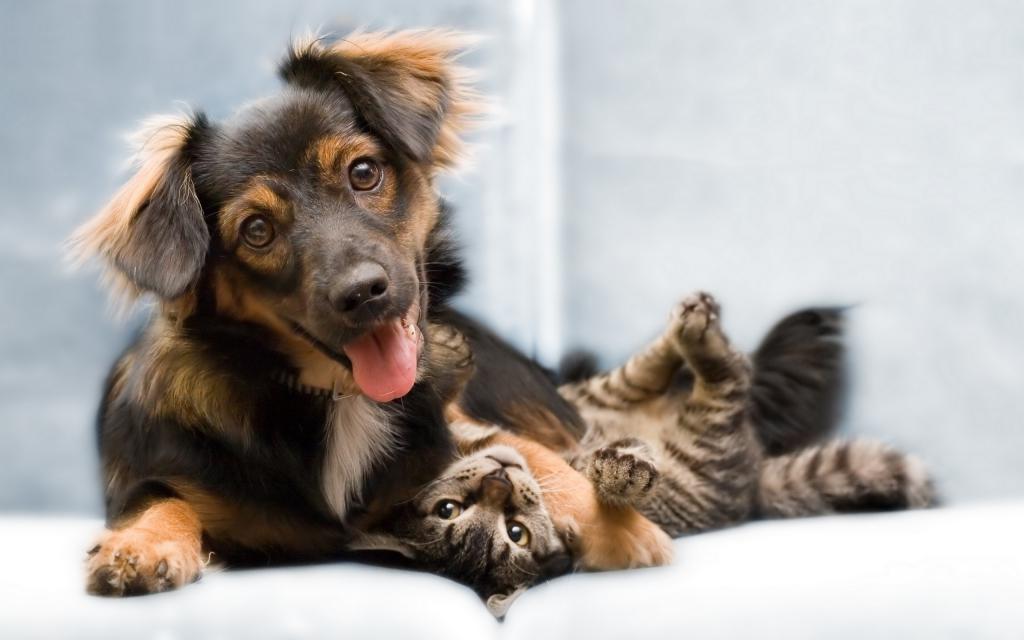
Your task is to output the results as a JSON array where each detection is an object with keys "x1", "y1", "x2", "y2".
[
  {"x1": 506, "y1": 501, "x2": 1024, "y2": 638},
  {"x1": 1, "y1": 502, "x2": 1021, "y2": 638},
  {"x1": 0, "y1": 516, "x2": 497, "y2": 639}
]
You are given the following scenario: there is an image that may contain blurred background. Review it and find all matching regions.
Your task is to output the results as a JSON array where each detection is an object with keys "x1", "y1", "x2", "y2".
[{"x1": 1, "y1": 0, "x2": 1022, "y2": 515}]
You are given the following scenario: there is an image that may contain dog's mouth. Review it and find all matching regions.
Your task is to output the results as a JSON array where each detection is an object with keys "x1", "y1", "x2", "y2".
[
  {"x1": 288, "y1": 302, "x2": 423, "y2": 403},
  {"x1": 341, "y1": 304, "x2": 422, "y2": 402}
]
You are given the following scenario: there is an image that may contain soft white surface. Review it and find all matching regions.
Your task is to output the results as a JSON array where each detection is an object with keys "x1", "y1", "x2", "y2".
[
  {"x1": 1, "y1": 503, "x2": 1021, "y2": 639},
  {"x1": 508, "y1": 501, "x2": 1024, "y2": 639},
  {"x1": 0, "y1": 517, "x2": 497, "y2": 640}
]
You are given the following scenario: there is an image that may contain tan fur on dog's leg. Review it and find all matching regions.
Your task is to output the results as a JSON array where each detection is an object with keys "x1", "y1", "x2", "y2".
[
  {"x1": 491, "y1": 433, "x2": 673, "y2": 570},
  {"x1": 86, "y1": 498, "x2": 204, "y2": 596}
]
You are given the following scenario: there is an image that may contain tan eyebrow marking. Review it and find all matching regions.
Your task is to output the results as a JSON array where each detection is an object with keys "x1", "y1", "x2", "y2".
[
  {"x1": 309, "y1": 137, "x2": 346, "y2": 178},
  {"x1": 245, "y1": 182, "x2": 289, "y2": 215},
  {"x1": 306, "y1": 135, "x2": 383, "y2": 184},
  {"x1": 218, "y1": 178, "x2": 292, "y2": 249}
]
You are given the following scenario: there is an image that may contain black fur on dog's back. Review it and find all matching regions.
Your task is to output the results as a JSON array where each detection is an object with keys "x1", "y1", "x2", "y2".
[{"x1": 445, "y1": 310, "x2": 586, "y2": 450}]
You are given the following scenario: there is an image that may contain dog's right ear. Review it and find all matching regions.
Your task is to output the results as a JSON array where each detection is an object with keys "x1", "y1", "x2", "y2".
[
  {"x1": 69, "y1": 113, "x2": 210, "y2": 302},
  {"x1": 280, "y1": 30, "x2": 484, "y2": 173}
]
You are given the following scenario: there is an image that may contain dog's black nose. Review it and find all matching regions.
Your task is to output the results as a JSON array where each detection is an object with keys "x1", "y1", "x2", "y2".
[{"x1": 331, "y1": 261, "x2": 390, "y2": 314}]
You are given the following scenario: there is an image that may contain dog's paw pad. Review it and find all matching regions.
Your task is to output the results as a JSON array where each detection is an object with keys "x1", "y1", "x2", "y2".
[{"x1": 85, "y1": 529, "x2": 202, "y2": 597}]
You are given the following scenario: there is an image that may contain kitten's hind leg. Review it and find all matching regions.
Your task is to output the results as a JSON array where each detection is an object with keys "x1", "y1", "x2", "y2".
[
  {"x1": 587, "y1": 437, "x2": 660, "y2": 506},
  {"x1": 559, "y1": 312, "x2": 687, "y2": 409},
  {"x1": 757, "y1": 439, "x2": 936, "y2": 517},
  {"x1": 643, "y1": 292, "x2": 760, "y2": 535},
  {"x1": 670, "y1": 292, "x2": 752, "y2": 403}
]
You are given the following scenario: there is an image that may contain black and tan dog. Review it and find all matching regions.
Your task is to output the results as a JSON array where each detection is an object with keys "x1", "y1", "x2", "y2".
[
  {"x1": 72, "y1": 30, "x2": 465, "y2": 593},
  {"x1": 71, "y1": 30, "x2": 672, "y2": 597}
]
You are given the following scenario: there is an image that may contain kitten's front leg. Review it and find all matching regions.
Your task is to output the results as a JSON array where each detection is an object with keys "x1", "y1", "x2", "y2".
[
  {"x1": 426, "y1": 323, "x2": 475, "y2": 407},
  {"x1": 586, "y1": 437, "x2": 660, "y2": 507},
  {"x1": 491, "y1": 432, "x2": 673, "y2": 570}
]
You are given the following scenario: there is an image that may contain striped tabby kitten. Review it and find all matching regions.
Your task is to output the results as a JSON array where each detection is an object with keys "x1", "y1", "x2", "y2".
[
  {"x1": 354, "y1": 292, "x2": 934, "y2": 614},
  {"x1": 559, "y1": 291, "x2": 935, "y2": 536}
]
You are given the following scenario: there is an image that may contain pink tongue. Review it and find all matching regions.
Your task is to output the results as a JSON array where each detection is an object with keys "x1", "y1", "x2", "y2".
[{"x1": 342, "y1": 319, "x2": 419, "y2": 402}]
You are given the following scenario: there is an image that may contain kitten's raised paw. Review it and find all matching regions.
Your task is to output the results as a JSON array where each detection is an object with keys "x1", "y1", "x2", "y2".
[
  {"x1": 427, "y1": 323, "x2": 475, "y2": 402},
  {"x1": 671, "y1": 291, "x2": 721, "y2": 345},
  {"x1": 85, "y1": 527, "x2": 203, "y2": 597},
  {"x1": 587, "y1": 439, "x2": 659, "y2": 506},
  {"x1": 428, "y1": 323, "x2": 473, "y2": 369}
]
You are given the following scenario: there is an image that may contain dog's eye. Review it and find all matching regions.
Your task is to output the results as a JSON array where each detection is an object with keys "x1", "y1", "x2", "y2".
[
  {"x1": 241, "y1": 215, "x2": 275, "y2": 249},
  {"x1": 506, "y1": 521, "x2": 531, "y2": 547},
  {"x1": 348, "y1": 158, "x2": 382, "y2": 191},
  {"x1": 435, "y1": 500, "x2": 463, "y2": 520}
]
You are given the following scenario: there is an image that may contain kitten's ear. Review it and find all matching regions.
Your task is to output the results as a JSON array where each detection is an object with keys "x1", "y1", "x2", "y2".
[
  {"x1": 558, "y1": 519, "x2": 583, "y2": 554},
  {"x1": 280, "y1": 30, "x2": 484, "y2": 172},
  {"x1": 346, "y1": 532, "x2": 416, "y2": 559},
  {"x1": 68, "y1": 113, "x2": 211, "y2": 302},
  {"x1": 485, "y1": 588, "x2": 527, "y2": 619}
]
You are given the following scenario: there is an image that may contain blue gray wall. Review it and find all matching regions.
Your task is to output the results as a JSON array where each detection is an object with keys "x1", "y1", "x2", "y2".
[
  {"x1": 557, "y1": 0, "x2": 1024, "y2": 503},
  {"x1": 1, "y1": 1, "x2": 1021, "y2": 512}
]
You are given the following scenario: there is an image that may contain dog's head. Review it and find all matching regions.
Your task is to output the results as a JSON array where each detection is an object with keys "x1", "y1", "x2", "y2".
[{"x1": 71, "y1": 31, "x2": 481, "y2": 402}]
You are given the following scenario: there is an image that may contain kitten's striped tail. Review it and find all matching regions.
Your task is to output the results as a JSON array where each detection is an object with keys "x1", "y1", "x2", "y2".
[
  {"x1": 756, "y1": 439, "x2": 936, "y2": 518},
  {"x1": 749, "y1": 307, "x2": 847, "y2": 455}
]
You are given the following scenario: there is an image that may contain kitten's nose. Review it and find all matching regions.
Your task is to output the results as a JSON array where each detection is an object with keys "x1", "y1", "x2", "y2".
[{"x1": 480, "y1": 469, "x2": 512, "y2": 507}]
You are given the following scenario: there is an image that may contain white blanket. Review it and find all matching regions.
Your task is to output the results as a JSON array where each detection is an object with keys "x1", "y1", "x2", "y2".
[{"x1": 1, "y1": 502, "x2": 1021, "y2": 639}]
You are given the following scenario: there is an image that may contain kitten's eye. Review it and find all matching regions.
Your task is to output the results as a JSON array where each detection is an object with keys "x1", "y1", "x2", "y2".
[
  {"x1": 506, "y1": 521, "x2": 531, "y2": 547},
  {"x1": 241, "y1": 215, "x2": 275, "y2": 249},
  {"x1": 348, "y1": 158, "x2": 382, "y2": 191},
  {"x1": 435, "y1": 500, "x2": 463, "y2": 520}
]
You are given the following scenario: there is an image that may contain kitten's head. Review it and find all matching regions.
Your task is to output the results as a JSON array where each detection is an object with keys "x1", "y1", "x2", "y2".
[{"x1": 352, "y1": 444, "x2": 574, "y2": 616}]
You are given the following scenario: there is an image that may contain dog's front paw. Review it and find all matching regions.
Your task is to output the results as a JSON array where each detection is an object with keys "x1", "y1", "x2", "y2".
[
  {"x1": 86, "y1": 527, "x2": 203, "y2": 596},
  {"x1": 587, "y1": 439, "x2": 659, "y2": 506}
]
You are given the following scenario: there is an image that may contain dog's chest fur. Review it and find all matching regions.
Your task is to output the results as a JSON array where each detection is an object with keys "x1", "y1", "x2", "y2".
[{"x1": 321, "y1": 396, "x2": 396, "y2": 520}]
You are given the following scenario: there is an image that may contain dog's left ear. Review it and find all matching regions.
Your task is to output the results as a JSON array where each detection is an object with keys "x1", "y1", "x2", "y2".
[
  {"x1": 280, "y1": 30, "x2": 483, "y2": 172},
  {"x1": 69, "y1": 113, "x2": 211, "y2": 302}
]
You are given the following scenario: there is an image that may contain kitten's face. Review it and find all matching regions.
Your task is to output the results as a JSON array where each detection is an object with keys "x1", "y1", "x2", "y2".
[{"x1": 358, "y1": 444, "x2": 572, "y2": 611}]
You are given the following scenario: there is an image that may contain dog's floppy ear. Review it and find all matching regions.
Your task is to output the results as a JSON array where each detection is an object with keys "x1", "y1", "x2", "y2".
[
  {"x1": 69, "y1": 113, "x2": 210, "y2": 301},
  {"x1": 280, "y1": 30, "x2": 483, "y2": 172}
]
